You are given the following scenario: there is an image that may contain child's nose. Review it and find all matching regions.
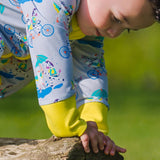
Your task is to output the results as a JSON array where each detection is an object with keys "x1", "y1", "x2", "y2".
[{"x1": 107, "y1": 27, "x2": 124, "y2": 38}]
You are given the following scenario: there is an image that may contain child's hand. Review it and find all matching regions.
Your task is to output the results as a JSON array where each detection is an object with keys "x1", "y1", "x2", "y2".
[
  {"x1": 103, "y1": 135, "x2": 126, "y2": 155},
  {"x1": 80, "y1": 121, "x2": 126, "y2": 155}
]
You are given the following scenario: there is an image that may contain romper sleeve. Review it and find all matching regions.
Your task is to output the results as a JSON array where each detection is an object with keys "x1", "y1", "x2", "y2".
[
  {"x1": 71, "y1": 36, "x2": 109, "y2": 135},
  {"x1": 19, "y1": 0, "x2": 87, "y2": 137}
]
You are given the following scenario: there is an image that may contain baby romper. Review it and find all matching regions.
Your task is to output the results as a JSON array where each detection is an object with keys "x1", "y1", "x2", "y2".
[{"x1": 0, "y1": 0, "x2": 109, "y2": 136}]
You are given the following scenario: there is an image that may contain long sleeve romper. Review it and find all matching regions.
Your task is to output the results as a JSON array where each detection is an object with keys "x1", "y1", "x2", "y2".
[{"x1": 0, "y1": 0, "x2": 109, "y2": 136}]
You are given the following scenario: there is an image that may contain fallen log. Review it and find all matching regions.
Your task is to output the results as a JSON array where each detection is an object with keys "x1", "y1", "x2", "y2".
[{"x1": 0, "y1": 136, "x2": 124, "y2": 160}]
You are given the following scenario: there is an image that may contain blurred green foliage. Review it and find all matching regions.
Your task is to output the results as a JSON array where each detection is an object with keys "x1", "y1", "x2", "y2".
[
  {"x1": 103, "y1": 24, "x2": 160, "y2": 159},
  {"x1": 0, "y1": 82, "x2": 51, "y2": 139},
  {"x1": 104, "y1": 23, "x2": 160, "y2": 90},
  {"x1": 108, "y1": 89, "x2": 160, "y2": 160}
]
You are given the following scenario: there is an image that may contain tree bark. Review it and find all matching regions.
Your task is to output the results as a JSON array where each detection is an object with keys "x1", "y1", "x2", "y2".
[{"x1": 0, "y1": 136, "x2": 124, "y2": 160}]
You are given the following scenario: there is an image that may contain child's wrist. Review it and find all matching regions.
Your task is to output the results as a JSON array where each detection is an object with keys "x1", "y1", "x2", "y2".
[{"x1": 78, "y1": 102, "x2": 109, "y2": 135}]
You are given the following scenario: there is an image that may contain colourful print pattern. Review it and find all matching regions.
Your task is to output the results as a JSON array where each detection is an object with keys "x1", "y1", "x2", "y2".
[
  {"x1": 91, "y1": 89, "x2": 108, "y2": 101},
  {"x1": 53, "y1": 1, "x2": 74, "y2": 31},
  {"x1": 59, "y1": 46, "x2": 70, "y2": 58},
  {"x1": 3, "y1": 24, "x2": 28, "y2": 58},
  {"x1": 80, "y1": 54, "x2": 107, "y2": 80},
  {"x1": 24, "y1": 7, "x2": 54, "y2": 48},
  {"x1": 0, "y1": 4, "x2": 5, "y2": 14},
  {"x1": 0, "y1": 57, "x2": 33, "y2": 98},
  {"x1": 0, "y1": 0, "x2": 108, "y2": 107},
  {"x1": 0, "y1": 37, "x2": 4, "y2": 55},
  {"x1": 85, "y1": 89, "x2": 108, "y2": 103},
  {"x1": 18, "y1": 0, "x2": 42, "y2": 4},
  {"x1": 35, "y1": 55, "x2": 64, "y2": 99},
  {"x1": 9, "y1": 0, "x2": 20, "y2": 7}
]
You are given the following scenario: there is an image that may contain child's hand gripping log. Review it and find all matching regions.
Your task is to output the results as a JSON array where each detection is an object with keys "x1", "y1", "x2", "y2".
[{"x1": 80, "y1": 121, "x2": 126, "y2": 155}]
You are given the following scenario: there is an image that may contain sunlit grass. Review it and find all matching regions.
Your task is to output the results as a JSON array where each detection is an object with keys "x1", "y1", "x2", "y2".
[
  {"x1": 0, "y1": 82, "x2": 51, "y2": 139},
  {"x1": 108, "y1": 89, "x2": 160, "y2": 160}
]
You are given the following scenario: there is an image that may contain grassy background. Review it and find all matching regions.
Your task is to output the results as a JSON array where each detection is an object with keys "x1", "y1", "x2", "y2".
[{"x1": 1, "y1": 23, "x2": 160, "y2": 160}]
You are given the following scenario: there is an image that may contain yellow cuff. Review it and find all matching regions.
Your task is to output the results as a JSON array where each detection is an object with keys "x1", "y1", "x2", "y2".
[
  {"x1": 78, "y1": 102, "x2": 109, "y2": 135},
  {"x1": 41, "y1": 95, "x2": 87, "y2": 137}
]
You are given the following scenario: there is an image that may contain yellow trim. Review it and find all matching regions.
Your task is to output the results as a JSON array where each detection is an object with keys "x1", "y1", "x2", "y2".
[
  {"x1": 15, "y1": 54, "x2": 31, "y2": 60},
  {"x1": 1, "y1": 53, "x2": 13, "y2": 59},
  {"x1": 1, "y1": 52, "x2": 31, "y2": 60},
  {"x1": 69, "y1": 15, "x2": 85, "y2": 40},
  {"x1": 41, "y1": 95, "x2": 87, "y2": 137},
  {"x1": 78, "y1": 102, "x2": 109, "y2": 135}
]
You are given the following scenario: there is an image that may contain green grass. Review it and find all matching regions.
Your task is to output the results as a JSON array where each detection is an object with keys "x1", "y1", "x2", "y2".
[
  {"x1": 108, "y1": 88, "x2": 160, "y2": 160},
  {"x1": 0, "y1": 82, "x2": 160, "y2": 160},
  {"x1": 0, "y1": 82, "x2": 51, "y2": 139}
]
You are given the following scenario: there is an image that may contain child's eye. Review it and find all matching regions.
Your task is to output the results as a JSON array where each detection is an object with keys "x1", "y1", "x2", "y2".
[{"x1": 113, "y1": 16, "x2": 121, "y2": 24}]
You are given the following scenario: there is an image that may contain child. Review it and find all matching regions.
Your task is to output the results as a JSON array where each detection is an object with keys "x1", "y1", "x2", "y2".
[{"x1": 0, "y1": 0, "x2": 158, "y2": 155}]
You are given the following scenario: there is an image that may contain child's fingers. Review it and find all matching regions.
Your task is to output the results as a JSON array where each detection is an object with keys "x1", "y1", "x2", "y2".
[
  {"x1": 115, "y1": 145, "x2": 127, "y2": 153},
  {"x1": 103, "y1": 135, "x2": 127, "y2": 155},
  {"x1": 98, "y1": 132, "x2": 105, "y2": 151},
  {"x1": 110, "y1": 143, "x2": 116, "y2": 156},
  {"x1": 90, "y1": 132, "x2": 99, "y2": 153},
  {"x1": 104, "y1": 136, "x2": 115, "y2": 155},
  {"x1": 80, "y1": 134, "x2": 90, "y2": 153}
]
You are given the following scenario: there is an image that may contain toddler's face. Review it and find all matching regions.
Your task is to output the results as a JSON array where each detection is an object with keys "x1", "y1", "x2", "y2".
[{"x1": 77, "y1": 0, "x2": 155, "y2": 38}]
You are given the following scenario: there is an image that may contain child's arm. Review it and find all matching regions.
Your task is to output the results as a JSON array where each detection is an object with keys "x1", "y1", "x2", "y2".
[
  {"x1": 19, "y1": 0, "x2": 87, "y2": 136},
  {"x1": 71, "y1": 35, "x2": 109, "y2": 134},
  {"x1": 71, "y1": 35, "x2": 126, "y2": 154}
]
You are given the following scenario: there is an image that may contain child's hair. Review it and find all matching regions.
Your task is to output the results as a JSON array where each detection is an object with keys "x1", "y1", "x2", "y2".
[{"x1": 150, "y1": 0, "x2": 160, "y2": 22}]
